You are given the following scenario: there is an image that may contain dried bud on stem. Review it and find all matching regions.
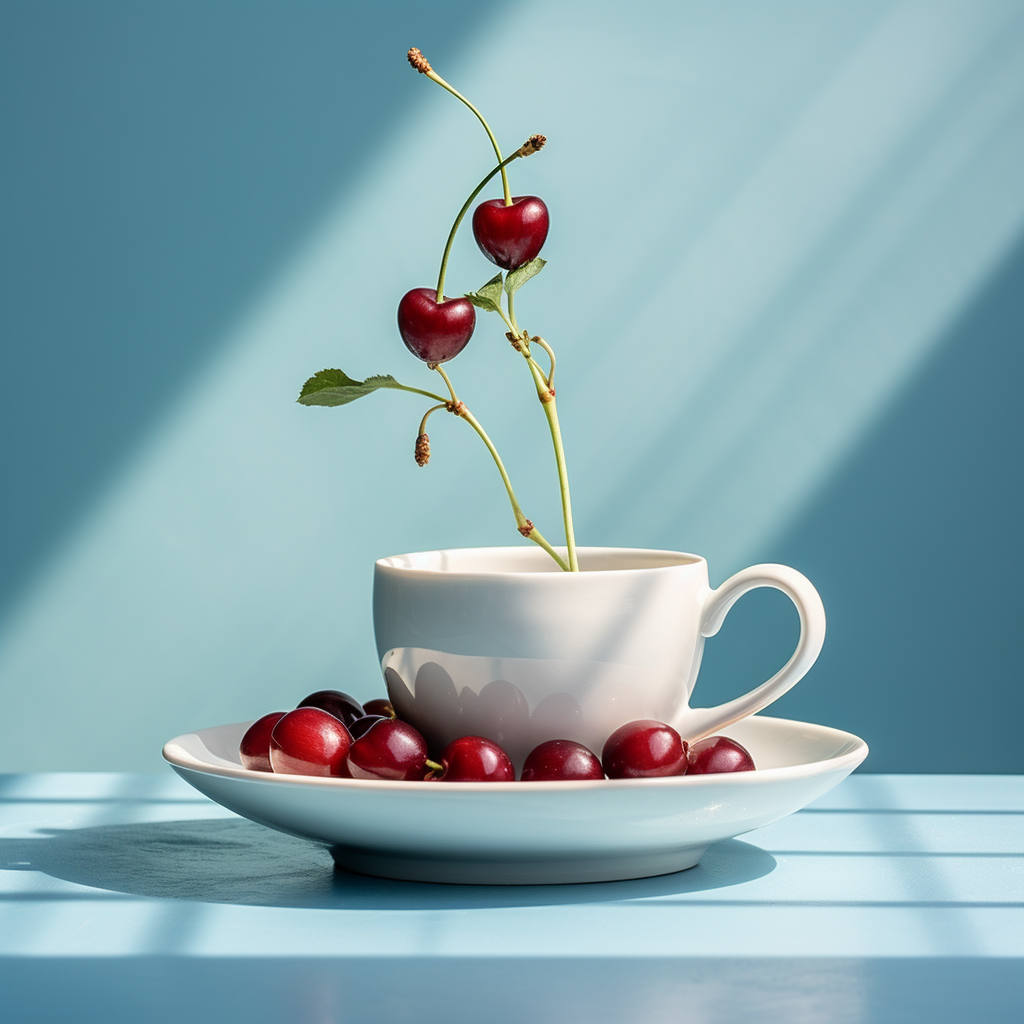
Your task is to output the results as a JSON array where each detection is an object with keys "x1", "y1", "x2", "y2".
[
  {"x1": 415, "y1": 432, "x2": 430, "y2": 467},
  {"x1": 517, "y1": 134, "x2": 547, "y2": 157},
  {"x1": 518, "y1": 519, "x2": 535, "y2": 537},
  {"x1": 407, "y1": 47, "x2": 433, "y2": 75}
]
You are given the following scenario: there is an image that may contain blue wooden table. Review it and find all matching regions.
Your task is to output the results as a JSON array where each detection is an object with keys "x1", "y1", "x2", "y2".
[{"x1": 0, "y1": 773, "x2": 1020, "y2": 1023}]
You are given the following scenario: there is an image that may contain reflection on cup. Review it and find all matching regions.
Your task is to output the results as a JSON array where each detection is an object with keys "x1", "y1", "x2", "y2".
[{"x1": 382, "y1": 648, "x2": 670, "y2": 768}]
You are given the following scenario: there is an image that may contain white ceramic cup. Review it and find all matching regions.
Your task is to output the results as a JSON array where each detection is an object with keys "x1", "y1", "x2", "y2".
[{"x1": 374, "y1": 546, "x2": 825, "y2": 768}]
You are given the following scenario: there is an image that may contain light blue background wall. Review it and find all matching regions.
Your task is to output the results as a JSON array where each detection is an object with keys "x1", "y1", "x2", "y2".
[{"x1": 2, "y1": 0, "x2": 1022, "y2": 773}]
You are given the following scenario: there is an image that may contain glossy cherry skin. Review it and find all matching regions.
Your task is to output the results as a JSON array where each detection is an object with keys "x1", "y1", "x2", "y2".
[
  {"x1": 239, "y1": 711, "x2": 286, "y2": 772},
  {"x1": 521, "y1": 739, "x2": 604, "y2": 781},
  {"x1": 269, "y1": 707, "x2": 352, "y2": 777},
  {"x1": 347, "y1": 719, "x2": 430, "y2": 781},
  {"x1": 348, "y1": 714, "x2": 387, "y2": 740},
  {"x1": 297, "y1": 690, "x2": 364, "y2": 728},
  {"x1": 362, "y1": 698, "x2": 396, "y2": 720},
  {"x1": 397, "y1": 288, "x2": 475, "y2": 363},
  {"x1": 687, "y1": 735, "x2": 755, "y2": 774},
  {"x1": 602, "y1": 720, "x2": 689, "y2": 779},
  {"x1": 472, "y1": 196, "x2": 549, "y2": 270},
  {"x1": 431, "y1": 736, "x2": 515, "y2": 782}
]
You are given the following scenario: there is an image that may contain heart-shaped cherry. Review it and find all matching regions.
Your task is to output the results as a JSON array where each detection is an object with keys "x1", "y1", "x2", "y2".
[
  {"x1": 239, "y1": 711, "x2": 286, "y2": 772},
  {"x1": 269, "y1": 707, "x2": 352, "y2": 777},
  {"x1": 398, "y1": 288, "x2": 475, "y2": 363},
  {"x1": 521, "y1": 739, "x2": 604, "y2": 781},
  {"x1": 472, "y1": 196, "x2": 549, "y2": 270},
  {"x1": 602, "y1": 720, "x2": 689, "y2": 779},
  {"x1": 347, "y1": 719, "x2": 430, "y2": 781},
  {"x1": 429, "y1": 735, "x2": 515, "y2": 782},
  {"x1": 687, "y1": 735, "x2": 755, "y2": 774},
  {"x1": 297, "y1": 690, "x2": 364, "y2": 729}
]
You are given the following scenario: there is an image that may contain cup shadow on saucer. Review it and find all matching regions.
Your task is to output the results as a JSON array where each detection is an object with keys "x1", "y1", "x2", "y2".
[{"x1": 0, "y1": 817, "x2": 776, "y2": 909}]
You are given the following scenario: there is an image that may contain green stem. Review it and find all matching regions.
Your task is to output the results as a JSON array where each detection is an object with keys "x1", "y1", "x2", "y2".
[
  {"x1": 418, "y1": 403, "x2": 446, "y2": 436},
  {"x1": 455, "y1": 403, "x2": 569, "y2": 572},
  {"x1": 495, "y1": 304, "x2": 518, "y2": 338},
  {"x1": 507, "y1": 290, "x2": 520, "y2": 334},
  {"x1": 432, "y1": 363, "x2": 459, "y2": 403},
  {"x1": 525, "y1": 356, "x2": 579, "y2": 571},
  {"x1": 432, "y1": 363, "x2": 568, "y2": 571},
  {"x1": 520, "y1": 523, "x2": 571, "y2": 571},
  {"x1": 531, "y1": 335, "x2": 556, "y2": 386},
  {"x1": 425, "y1": 70, "x2": 512, "y2": 206},
  {"x1": 394, "y1": 382, "x2": 450, "y2": 403},
  {"x1": 498, "y1": 290, "x2": 578, "y2": 571},
  {"x1": 435, "y1": 151, "x2": 522, "y2": 302}
]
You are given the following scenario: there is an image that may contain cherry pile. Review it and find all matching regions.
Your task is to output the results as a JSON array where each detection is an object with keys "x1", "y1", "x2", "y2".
[{"x1": 240, "y1": 691, "x2": 756, "y2": 781}]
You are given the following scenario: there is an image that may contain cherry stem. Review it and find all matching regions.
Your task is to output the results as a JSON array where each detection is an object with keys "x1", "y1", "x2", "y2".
[
  {"x1": 507, "y1": 290, "x2": 521, "y2": 333},
  {"x1": 435, "y1": 150, "x2": 522, "y2": 303},
  {"x1": 393, "y1": 381, "x2": 450, "y2": 404},
  {"x1": 431, "y1": 363, "x2": 459, "y2": 404},
  {"x1": 419, "y1": 403, "x2": 446, "y2": 436},
  {"x1": 457, "y1": 404, "x2": 570, "y2": 571},
  {"x1": 532, "y1": 335, "x2": 556, "y2": 386},
  {"x1": 524, "y1": 354, "x2": 578, "y2": 571},
  {"x1": 501, "y1": 291, "x2": 579, "y2": 572},
  {"x1": 423, "y1": 69, "x2": 512, "y2": 206},
  {"x1": 494, "y1": 301, "x2": 519, "y2": 339},
  {"x1": 432, "y1": 366, "x2": 569, "y2": 571}
]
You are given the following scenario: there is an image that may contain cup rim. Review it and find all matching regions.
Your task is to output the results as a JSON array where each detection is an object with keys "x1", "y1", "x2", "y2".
[{"x1": 375, "y1": 545, "x2": 708, "y2": 578}]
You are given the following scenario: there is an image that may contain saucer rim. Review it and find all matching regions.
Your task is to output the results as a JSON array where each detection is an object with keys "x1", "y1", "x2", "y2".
[{"x1": 163, "y1": 715, "x2": 868, "y2": 793}]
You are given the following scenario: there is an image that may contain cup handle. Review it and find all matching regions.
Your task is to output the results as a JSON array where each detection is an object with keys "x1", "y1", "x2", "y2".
[{"x1": 681, "y1": 564, "x2": 826, "y2": 742}]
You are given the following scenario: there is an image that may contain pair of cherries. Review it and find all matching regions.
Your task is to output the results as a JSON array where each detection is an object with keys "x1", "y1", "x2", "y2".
[
  {"x1": 398, "y1": 196, "x2": 549, "y2": 364},
  {"x1": 240, "y1": 690, "x2": 431, "y2": 781}
]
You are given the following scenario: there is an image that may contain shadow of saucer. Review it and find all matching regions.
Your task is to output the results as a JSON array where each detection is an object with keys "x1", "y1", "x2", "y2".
[{"x1": 0, "y1": 818, "x2": 775, "y2": 909}]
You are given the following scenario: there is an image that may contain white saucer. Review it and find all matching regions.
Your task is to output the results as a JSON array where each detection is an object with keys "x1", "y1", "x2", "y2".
[{"x1": 163, "y1": 715, "x2": 867, "y2": 885}]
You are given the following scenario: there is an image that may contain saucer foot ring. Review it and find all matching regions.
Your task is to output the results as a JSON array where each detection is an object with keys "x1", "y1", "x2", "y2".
[{"x1": 329, "y1": 844, "x2": 709, "y2": 885}]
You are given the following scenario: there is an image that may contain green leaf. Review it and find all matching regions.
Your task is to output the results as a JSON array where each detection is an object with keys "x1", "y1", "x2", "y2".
[
  {"x1": 297, "y1": 369, "x2": 405, "y2": 407},
  {"x1": 504, "y1": 258, "x2": 546, "y2": 297},
  {"x1": 464, "y1": 272, "x2": 504, "y2": 313}
]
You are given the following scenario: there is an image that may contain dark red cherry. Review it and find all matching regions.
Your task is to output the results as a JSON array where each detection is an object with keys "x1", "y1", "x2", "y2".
[
  {"x1": 362, "y1": 698, "x2": 396, "y2": 720},
  {"x1": 348, "y1": 714, "x2": 387, "y2": 739},
  {"x1": 602, "y1": 720, "x2": 689, "y2": 779},
  {"x1": 430, "y1": 735, "x2": 515, "y2": 782},
  {"x1": 397, "y1": 288, "x2": 475, "y2": 363},
  {"x1": 239, "y1": 711, "x2": 286, "y2": 772},
  {"x1": 297, "y1": 690, "x2": 364, "y2": 728},
  {"x1": 347, "y1": 719, "x2": 430, "y2": 781},
  {"x1": 472, "y1": 195, "x2": 549, "y2": 270},
  {"x1": 521, "y1": 739, "x2": 604, "y2": 781},
  {"x1": 269, "y1": 707, "x2": 352, "y2": 777},
  {"x1": 688, "y1": 735, "x2": 756, "y2": 774}
]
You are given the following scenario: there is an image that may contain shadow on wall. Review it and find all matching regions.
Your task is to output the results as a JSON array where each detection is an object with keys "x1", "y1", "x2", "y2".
[
  {"x1": 697, "y1": 230, "x2": 1024, "y2": 773},
  {"x1": 3, "y1": 1, "x2": 1021, "y2": 775},
  {"x1": 0, "y1": 0, "x2": 497, "y2": 618}
]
